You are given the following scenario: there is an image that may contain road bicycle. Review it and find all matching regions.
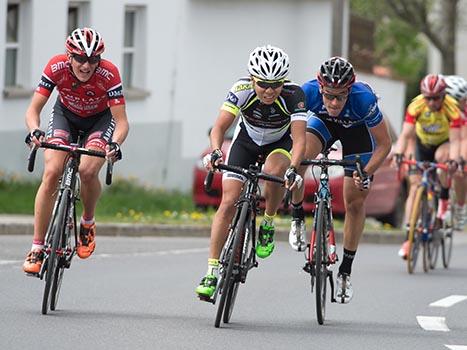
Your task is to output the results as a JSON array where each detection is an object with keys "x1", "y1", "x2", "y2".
[
  {"x1": 27, "y1": 133, "x2": 113, "y2": 314},
  {"x1": 301, "y1": 148, "x2": 363, "y2": 325},
  {"x1": 399, "y1": 159, "x2": 452, "y2": 273},
  {"x1": 203, "y1": 158, "x2": 285, "y2": 328}
]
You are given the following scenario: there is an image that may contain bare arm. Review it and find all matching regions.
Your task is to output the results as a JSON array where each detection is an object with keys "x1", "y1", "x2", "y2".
[
  {"x1": 109, "y1": 104, "x2": 130, "y2": 145},
  {"x1": 25, "y1": 93, "x2": 49, "y2": 132},
  {"x1": 289, "y1": 120, "x2": 306, "y2": 169},
  {"x1": 365, "y1": 118, "x2": 392, "y2": 175},
  {"x1": 210, "y1": 109, "x2": 236, "y2": 151},
  {"x1": 394, "y1": 121, "x2": 416, "y2": 156},
  {"x1": 448, "y1": 127, "x2": 461, "y2": 161}
]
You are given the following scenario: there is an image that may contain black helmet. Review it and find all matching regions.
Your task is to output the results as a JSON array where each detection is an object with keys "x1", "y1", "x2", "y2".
[{"x1": 317, "y1": 56, "x2": 355, "y2": 88}]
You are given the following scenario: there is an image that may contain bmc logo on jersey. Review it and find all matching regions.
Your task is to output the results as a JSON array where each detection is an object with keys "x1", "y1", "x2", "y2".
[
  {"x1": 95, "y1": 66, "x2": 115, "y2": 80},
  {"x1": 51, "y1": 61, "x2": 67, "y2": 74},
  {"x1": 226, "y1": 92, "x2": 239, "y2": 105}
]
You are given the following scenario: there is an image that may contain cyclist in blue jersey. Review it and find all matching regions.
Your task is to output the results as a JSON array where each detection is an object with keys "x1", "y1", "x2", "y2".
[{"x1": 288, "y1": 57, "x2": 391, "y2": 303}]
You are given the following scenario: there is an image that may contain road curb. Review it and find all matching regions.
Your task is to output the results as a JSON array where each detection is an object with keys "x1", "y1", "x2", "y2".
[{"x1": 0, "y1": 215, "x2": 405, "y2": 244}]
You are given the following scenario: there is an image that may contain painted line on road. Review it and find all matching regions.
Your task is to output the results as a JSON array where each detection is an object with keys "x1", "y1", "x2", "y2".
[
  {"x1": 430, "y1": 295, "x2": 467, "y2": 308},
  {"x1": 96, "y1": 247, "x2": 208, "y2": 259},
  {"x1": 416, "y1": 316, "x2": 449, "y2": 332},
  {"x1": 0, "y1": 259, "x2": 21, "y2": 266},
  {"x1": 445, "y1": 346, "x2": 467, "y2": 350},
  {"x1": 0, "y1": 247, "x2": 208, "y2": 266}
]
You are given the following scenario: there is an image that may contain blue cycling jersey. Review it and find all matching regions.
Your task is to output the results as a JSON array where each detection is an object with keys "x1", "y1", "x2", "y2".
[{"x1": 301, "y1": 79, "x2": 383, "y2": 128}]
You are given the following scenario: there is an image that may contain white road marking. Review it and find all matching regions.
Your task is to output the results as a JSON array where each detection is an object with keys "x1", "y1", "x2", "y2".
[
  {"x1": 445, "y1": 346, "x2": 467, "y2": 350},
  {"x1": 430, "y1": 295, "x2": 467, "y2": 308},
  {"x1": 416, "y1": 316, "x2": 450, "y2": 332},
  {"x1": 0, "y1": 247, "x2": 208, "y2": 266}
]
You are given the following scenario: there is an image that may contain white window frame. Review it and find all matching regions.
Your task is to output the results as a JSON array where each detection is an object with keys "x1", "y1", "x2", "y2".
[
  {"x1": 67, "y1": 1, "x2": 90, "y2": 35},
  {"x1": 122, "y1": 5, "x2": 148, "y2": 98},
  {"x1": 4, "y1": 1, "x2": 20, "y2": 88}
]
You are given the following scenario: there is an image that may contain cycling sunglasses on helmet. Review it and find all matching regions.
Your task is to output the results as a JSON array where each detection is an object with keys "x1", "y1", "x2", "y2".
[
  {"x1": 73, "y1": 54, "x2": 101, "y2": 65},
  {"x1": 253, "y1": 77, "x2": 284, "y2": 90}
]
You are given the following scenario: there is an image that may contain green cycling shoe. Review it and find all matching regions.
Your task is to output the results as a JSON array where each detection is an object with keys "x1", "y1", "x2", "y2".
[
  {"x1": 195, "y1": 274, "x2": 218, "y2": 299},
  {"x1": 256, "y1": 223, "x2": 275, "y2": 259}
]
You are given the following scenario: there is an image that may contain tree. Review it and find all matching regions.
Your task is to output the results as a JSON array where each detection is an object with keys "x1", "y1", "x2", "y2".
[{"x1": 386, "y1": 0, "x2": 458, "y2": 74}]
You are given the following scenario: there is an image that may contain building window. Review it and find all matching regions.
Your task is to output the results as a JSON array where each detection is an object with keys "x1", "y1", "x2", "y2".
[
  {"x1": 5, "y1": 3, "x2": 19, "y2": 87},
  {"x1": 67, "y1": 2, "x2": 90, "y2": 35},
  {"x1": 123, "y1": 6, "x2": 146, "y2": 91}
]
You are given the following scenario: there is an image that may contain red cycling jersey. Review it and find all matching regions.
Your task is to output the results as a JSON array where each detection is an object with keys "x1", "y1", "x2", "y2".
[{"x1": 36, "y1": 54, "x2": 125, "y2": 118}]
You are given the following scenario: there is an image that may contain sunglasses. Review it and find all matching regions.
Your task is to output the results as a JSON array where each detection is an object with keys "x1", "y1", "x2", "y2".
[
  {"x1": 73, "y1": 54, "x2": 101, "y2": 65},
  {"x1": 424, "y1": 95, "x2": 443, "y2": 101},
  {"x1": 322, "y1": 92, "x2": 348, "y2": 102},
  {"x1": 254, "y1": 78, "x2": 284, "y2": 90}
]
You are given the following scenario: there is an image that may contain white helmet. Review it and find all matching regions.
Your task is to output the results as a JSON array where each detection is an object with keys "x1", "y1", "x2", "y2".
[
  {"x1": 248, "y1": 45, "x2": 289, "y2": 81},
  {"x1": 444, "y1": 75, "x2": 467, "y2": 101}
]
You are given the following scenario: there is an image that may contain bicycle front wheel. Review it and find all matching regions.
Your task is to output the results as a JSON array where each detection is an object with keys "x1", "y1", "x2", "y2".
[
  {"x1": 314, "y1": 201, "x2": 328, "y2": 325},
  {"x1": 223, "y1": 210, "x2": 252, "y2": 324},
  {"x1": 407, "y1": 186, "x2": 424, "y2": 274},
  {"x1": 41, "y1": 188, "x2": 70, "y2": 314},
  {"x1": 214, "y1": 201, "x2": 249, "y2": 328}
]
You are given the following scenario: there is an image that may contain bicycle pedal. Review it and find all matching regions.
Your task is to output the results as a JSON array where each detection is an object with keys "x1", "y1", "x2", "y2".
[
  {"x1": 198, "y1": 295, "x2": 215, "y2": 304},
  {"x1": 25, "y1": 272, "x2": 40, "y2": 278}
]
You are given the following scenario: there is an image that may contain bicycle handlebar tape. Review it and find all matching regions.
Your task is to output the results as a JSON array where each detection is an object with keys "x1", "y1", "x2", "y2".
[
  {"x1": 105, "y1": 161, "x2": 113, "y2": 186},
  {"x1": 28, "y1": 148, "x2": 37, "y2": 172},
  {"x1": 204, "y1": 171, "x2": 214, "y2": 192}
]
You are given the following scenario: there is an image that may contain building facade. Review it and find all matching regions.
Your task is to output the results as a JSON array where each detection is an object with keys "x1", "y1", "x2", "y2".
[{"x1": 0, "y1": 0, "x2": 405, "y2": 190}]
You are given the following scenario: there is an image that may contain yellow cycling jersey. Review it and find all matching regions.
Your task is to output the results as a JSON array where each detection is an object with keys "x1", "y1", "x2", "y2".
[{"x1": 405, "y1": 94, "x2": 461, "y2": 146}]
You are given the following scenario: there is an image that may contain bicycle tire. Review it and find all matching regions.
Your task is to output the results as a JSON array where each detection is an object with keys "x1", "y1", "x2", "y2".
[
  {"x1": 314, "y1": 201, "x2": 327, "y2": 325},
  {"x1": 407, "y1": 186, "x2": 424, "y2": 274},
  {"x1": 50, "y1": 190, "x2": 72, "y2": 310},
  {"x1": 442, "y1": 229, "x2": 453, "y2": 268},
  {"x1": 41, "y1": 189, "x2": 68, "y2": 314},
  {"x1": 429, "y1": 230, "x2": 441, "y2": 269},
  {"x1": 214, "y1": 201, "x2": 249, "y2": 328},
  {"x1": 223, "y1": 211, "x2": 252, "y2": 324}
]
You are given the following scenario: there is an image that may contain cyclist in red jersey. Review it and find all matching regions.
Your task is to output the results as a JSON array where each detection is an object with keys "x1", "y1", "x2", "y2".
[{"x1": 23, "y1": 28, "x2": 129, "y2": 274}]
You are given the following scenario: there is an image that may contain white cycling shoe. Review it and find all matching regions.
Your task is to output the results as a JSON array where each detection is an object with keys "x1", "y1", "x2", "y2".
[
  {"x1": 289, "y1": 218, "x2": 306, "y2": 252},
  {"x1": 336, "y1": 273, "x2": 353, "y2": 304}
]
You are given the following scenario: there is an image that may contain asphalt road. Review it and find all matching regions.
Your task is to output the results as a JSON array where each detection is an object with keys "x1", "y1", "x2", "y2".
[{"x1": 1, "y1": 235, "x2": 467, "y2": 350}]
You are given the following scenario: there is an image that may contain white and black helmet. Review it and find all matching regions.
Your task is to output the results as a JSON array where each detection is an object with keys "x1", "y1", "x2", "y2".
[
  {"x1": 248, "y1": 45, "x2": 290, "y2": 81},
  {"x1": 444, "y1": 75, "x2": 467, "y2": 101}
]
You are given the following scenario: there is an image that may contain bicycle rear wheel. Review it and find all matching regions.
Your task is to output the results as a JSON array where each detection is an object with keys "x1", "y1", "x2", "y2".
[
  {"x1": 41, "y1": 189, "x2": 69, "y2": 314},
  {"x1": 214, "y1": 201, "x2": 249, "y2": 328},
  {"x1": 442, "y1": 229, "x2": 453, "y2": 268},
  {"x1": 314, "y1": 201, "x2": 328, "y2": 325},
  {"x1": 407, "y1": 187, "x2": 424, "y2": 274}
]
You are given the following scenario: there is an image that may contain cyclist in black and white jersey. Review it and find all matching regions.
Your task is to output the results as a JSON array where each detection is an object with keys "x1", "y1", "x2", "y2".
[{"x1": 195, "y1": 45, "x2": 307, "y2": 300}]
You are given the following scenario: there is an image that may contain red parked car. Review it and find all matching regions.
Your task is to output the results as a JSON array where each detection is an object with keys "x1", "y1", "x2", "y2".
[{"x1": 193, "y1": 120, "x2": 407, "y2": 228}]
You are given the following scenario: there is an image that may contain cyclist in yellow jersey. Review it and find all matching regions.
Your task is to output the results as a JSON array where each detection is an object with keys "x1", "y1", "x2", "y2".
[{"x1": 393, "y1": 74, "x2": 461, "y2": 259}]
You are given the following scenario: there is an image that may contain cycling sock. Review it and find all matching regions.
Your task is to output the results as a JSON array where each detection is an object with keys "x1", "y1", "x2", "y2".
[
  {"x1": 207, "y1": 258, "x2": 219, "y2": 278},
  {"x1": 339, "y1": 248, "x2": 356, "y2": 275},
  {"x1": 291, "y1": 201, "x2": 305, "y2": 220},
  {"x1": 81, "y1": 217, "x2": 95, "y2": 226},
  {"x1": 440, "y1": 187, "x2": 449, "y2": 200},
  {"x1": 31, "y1": 239, "x2": 44, "y2": 251},
  {"x1": 262, "y1": 212, "x2": 276, "y2": 227}
]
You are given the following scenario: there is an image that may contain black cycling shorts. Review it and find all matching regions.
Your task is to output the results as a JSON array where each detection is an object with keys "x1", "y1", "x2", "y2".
[
  {"x1": 225, "y1": 123, "x2": 292, "y2": 181},
  {"x1": 45, "y1": 98, "x2": 115, "y2": 151}
]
